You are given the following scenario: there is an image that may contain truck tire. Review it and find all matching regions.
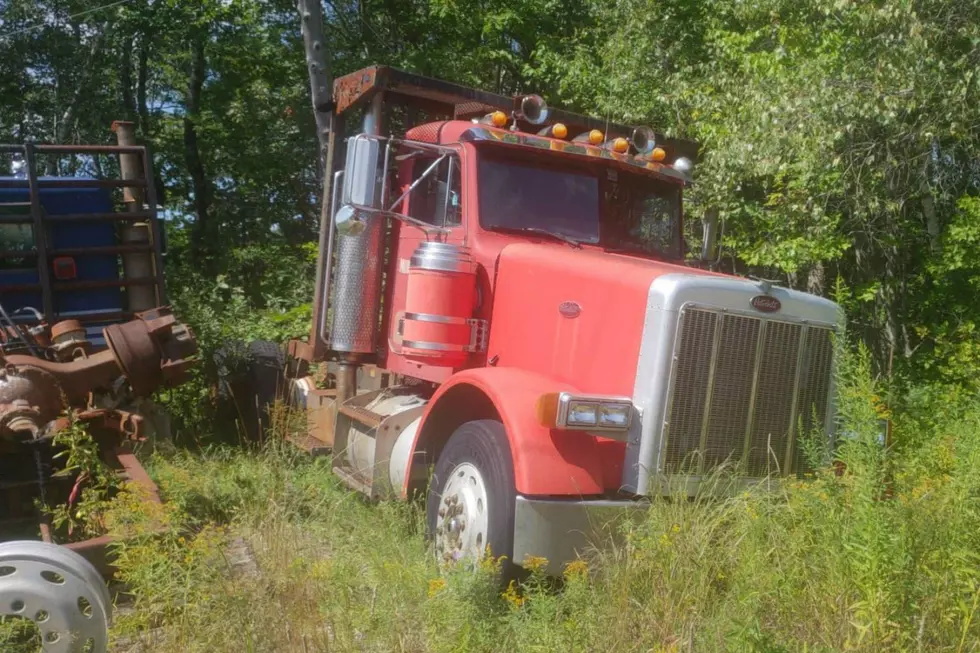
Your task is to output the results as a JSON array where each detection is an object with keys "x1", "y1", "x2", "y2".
[
  {"x1": 426, "y1": 420, "x2": 517, "y2": 577},
  {"x1": 241, "y1": 339, "x2": 285, "y2": 441},
  {"x1": 214, "y1": 339, "x2": 285, "y2": 442}
]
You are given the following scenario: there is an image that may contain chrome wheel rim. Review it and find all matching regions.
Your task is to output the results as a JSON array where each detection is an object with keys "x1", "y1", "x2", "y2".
[
  {"x1": 0, "y1": 540, "x2": 110, "y2": 653},
  {"x1": 434, "y1": 462, "x2": 489, "y2": 564}
]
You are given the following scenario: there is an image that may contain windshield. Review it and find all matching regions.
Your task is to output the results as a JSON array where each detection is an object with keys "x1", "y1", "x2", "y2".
[
  {"x1": 478, "y1": 154, "x2": 600, "y2": 243},
  {"x1": 477, "y1": 148, "x2": 682, "y2": 258}
]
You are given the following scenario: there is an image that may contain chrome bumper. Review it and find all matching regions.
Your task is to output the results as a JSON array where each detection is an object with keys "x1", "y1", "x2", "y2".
[{"x1": 512, "y1": 495, "x2": 649, "y2": 575}]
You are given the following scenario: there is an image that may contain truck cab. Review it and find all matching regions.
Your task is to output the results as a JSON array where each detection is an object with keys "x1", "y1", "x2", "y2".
[{"x1": 289, "y1": 67, "x2": 841, "y2": 574}]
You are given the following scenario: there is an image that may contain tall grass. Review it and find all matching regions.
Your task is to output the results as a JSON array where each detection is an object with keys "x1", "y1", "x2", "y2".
[{"x1": 103, "y1": 346, "x2": 980, "y2": 652}]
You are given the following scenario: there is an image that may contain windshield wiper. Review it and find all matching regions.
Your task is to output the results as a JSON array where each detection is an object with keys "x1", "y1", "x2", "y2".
[{"x1": 494, "y1": 226, "x2": 583, "y2": 248}]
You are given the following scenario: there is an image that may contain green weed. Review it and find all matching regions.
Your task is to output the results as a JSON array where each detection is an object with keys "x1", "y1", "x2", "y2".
[{"x1": 101, "y1": 347, "x2": 980, "y2": 652}]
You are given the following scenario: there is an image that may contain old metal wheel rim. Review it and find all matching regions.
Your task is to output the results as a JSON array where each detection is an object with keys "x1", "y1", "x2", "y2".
[
  {"x1": 434, "y1": 462, "x2": 489, "y2": 565},
  {"x1": 0, "y1": 540, "x2": 110, "y2": 653}
]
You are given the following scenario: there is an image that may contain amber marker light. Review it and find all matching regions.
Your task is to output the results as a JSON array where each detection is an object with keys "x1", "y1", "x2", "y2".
[
  {"x1": 536, "y1": 392, "x2": 561, "y2": 428},
  {"x1": 611, "y1": 137, "x2": 629, "y2": 153},
  {"x1": 651, "y1": 147, "x2": 667, "y2": 162},
  {"x1": 491, "y1": 110, "x2": 508, "y2": 128},
  {"x1": 589, "y1": 129, "x2": 603, "y2": 145},
  {"x1": 536, "y1": 392, "x2": 633, "y2": 433},
  {"x1": 552, "y1": 123, "x2": 568, "y2": 139}
]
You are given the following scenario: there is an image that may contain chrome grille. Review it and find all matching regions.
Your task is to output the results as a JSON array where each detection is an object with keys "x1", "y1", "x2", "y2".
[{"x1": 662, "y1": 307, "x2": 834, "y2": 477}]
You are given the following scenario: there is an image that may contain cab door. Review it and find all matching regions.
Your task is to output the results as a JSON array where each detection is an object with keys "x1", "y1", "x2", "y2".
[{"x1": 381, "y1": 147, "x2": 466, "y2": 381}]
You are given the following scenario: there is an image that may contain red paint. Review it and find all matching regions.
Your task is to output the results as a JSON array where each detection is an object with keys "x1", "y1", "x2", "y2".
[
  {"x1": 376, "y1": 120, "x2": 716, "y2": 495},
  {"x1": 406, "y1": 367, "x2": 610, "y2": 497},
  {"x1": 402, "y1": 264, "x2": 477, "y2": 366}
]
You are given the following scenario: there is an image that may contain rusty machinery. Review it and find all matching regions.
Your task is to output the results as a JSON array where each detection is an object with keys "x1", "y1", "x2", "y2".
[{"x1": 0, "y1": 307, "x2": 197, "y2": 562}]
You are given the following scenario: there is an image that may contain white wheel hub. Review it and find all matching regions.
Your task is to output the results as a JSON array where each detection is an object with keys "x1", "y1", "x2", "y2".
[
  {"x1": 434, "y1": 462, "x2": 489, "y2": 564},
  {"x1": 0, "y1": 541, "x2": 110, "y2": 652}
]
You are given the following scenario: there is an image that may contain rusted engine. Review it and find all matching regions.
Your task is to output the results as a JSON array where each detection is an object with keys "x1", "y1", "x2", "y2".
[{"x1": 0, "y1": 307, "x2": 196, "y2": 563}]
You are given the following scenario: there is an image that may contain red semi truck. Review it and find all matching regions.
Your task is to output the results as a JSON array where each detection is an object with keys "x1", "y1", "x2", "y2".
[{"x1": 285, "y1": 65, "x2": 840, "y2": 574}]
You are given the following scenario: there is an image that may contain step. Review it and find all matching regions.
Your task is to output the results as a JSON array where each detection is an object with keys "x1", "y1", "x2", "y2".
[
  {"x1": 338, "y1": 403, "x2": 383, "y2": 430},
  {"x1": 333, "y1": 464, "x2": 373, "y2": 494},
  {"x1": 286, "y1": 433, "x2": 331, "y2": 457}
]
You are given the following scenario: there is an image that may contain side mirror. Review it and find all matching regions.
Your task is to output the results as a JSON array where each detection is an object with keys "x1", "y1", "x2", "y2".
[
  {"x1": 335, "y1": 204, "x2": 367, "y2": 237},
  {"x1": 342, "y1": 134, "x2": 385, "y2": 209}
]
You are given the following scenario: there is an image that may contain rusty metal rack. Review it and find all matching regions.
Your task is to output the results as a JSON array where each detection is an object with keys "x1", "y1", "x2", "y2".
[
  {"x1": 0, "y1": 142, "x2": 167, "y2": 326},
  {"x1": 0, "y1": 442, "x2": 164, "y2": 577}
]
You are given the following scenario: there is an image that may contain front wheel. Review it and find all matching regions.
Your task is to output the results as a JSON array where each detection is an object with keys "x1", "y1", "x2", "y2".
[{"x1": 426, "y1": 420, "x2": 516, "y2": 573}]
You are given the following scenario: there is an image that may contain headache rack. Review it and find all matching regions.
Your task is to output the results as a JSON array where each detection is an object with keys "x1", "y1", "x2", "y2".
[
  {"x1": 331, "y1": 66, "x2": 700, "y2": 164},
  {"x1": 0, "y1": 139, "x2": 166, "y2": 328}
]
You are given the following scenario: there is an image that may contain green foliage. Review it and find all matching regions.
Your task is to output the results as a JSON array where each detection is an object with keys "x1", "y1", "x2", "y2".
[
  {"x1": 4, "y1": 0, "x2": 977, "y2": 386},
  {"x1": 45, "y1": 414, "x2": 120, "y2": 540},
  {"x1": 0, "y1": 616, "x2": 41, "y2": 653},
  {"x1": 100, "y1": 349, "x2": 980, "y2": 652}
]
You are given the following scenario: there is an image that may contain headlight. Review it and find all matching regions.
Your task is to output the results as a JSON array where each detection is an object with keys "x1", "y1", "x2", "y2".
[
  {"x1": 536, "y1": 392, "x2": 634, "y2": 434},
  {"x1": 598, "y1": 403, "x2": 631, "y2": 428},
  {"x1": 567, "y1": 401, "x2": 598, "y2": 427}
]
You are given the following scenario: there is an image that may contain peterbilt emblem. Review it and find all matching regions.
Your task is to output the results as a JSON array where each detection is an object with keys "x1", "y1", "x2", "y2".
[
  {"x1": 558, "y1": 301, "x2": 582, "y2": 318},
  {"x1": 751, "y1": 295, "x2": 781, "y2": 313}
]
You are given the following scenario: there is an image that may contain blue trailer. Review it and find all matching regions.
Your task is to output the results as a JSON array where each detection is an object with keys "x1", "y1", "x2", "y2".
[{"x1": 0, "y1": 136, "x2": 167, "y2": 345}]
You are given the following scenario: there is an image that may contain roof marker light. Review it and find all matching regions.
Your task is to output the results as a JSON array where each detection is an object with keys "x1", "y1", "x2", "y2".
[
  {"x1": 573, "y1": 129, "x2": 604, "y2": 145},
  {"x1": 537, "y1": 122, "x2": 569, "y2": 139},
  {"x1": 610, "y1": 137, "x2": 629, "y2": 153},
  {"x1": 482, "y1": 110, "x2": 509, "y2": 128}
]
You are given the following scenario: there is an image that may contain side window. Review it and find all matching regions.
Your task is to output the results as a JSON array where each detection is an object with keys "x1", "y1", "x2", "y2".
[
  {"x1": 406, "y1": 154, "x2": 461, "y2": 227},
  {"x1": 630, "y1": 191, "x2": 679, "y2": 255},
  {"x1": 604, "y1": 173, "x2": 681, "y2": 258}
]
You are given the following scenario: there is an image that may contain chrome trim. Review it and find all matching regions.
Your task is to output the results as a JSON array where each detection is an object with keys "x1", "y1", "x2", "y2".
[
  {"x1": 681, "y1": 302, "x2": 837, "y2": 330},
  {"x1": 626, "y1": 273, "x2": 843, "y2": 496},
  {"x1": 513, "y1": 495, "x2": 648, "y2": 575},
  {"x1": 697, "y1": 310, "x2": 725, "y2": 473},
  {"x1": 410, "y1": 241, "x2": 472, "y2": 273},
  {"x1": 342, "y1": 133, "x2": 455, "y2": 235},
  {"x1": 394, "y1": 314, "x2": 489, "y2": 355},
  {"x1": 388, "y1": 153, "x2": 447, "y2": 212},
  {"x1": 783, "y1": 325, "x2": 810, "y2": 473},
  {"x1": 402, "y1": 339, "x2": 468, "y2": 352},
  {"x1": 662, "y1": 304, "x2": 830, "y2": 479},
  {"x1": 317, "y1": 169, "x2": 343, "y2": 347},
  {"x1": 403, "y1": 311, "x2": 468, "y2": 325},
  {"x1": 741, "y1": 321, "x2": 768, "y2": 462},
  {"x1": 655, "y1": 306, "x2": 686, "y2": 479},
  {"x1": 554, "y1": 392, "x2": 633, "y2": 433},
  {"x1": 443, "y1": 154, "x2": 454, "y2": 223}
]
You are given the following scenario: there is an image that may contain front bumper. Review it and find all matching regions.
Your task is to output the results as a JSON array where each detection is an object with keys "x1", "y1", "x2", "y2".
[{"x1": 512, "y1": 495, "x2": 649, "y2": 575}]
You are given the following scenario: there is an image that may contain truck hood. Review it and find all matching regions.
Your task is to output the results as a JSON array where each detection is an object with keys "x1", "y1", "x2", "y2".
[{"x1": 485, "y1": 243, "x2": 713, "y2": 396}]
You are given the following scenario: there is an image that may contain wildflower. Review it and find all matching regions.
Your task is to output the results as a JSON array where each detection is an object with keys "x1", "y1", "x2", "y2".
[
  {"x1": 523, "y1": 555, "x2": 549, "y2": 573},
  {"x1": 501, "y1": 580, "x2": 525, "y2": 609},
  {"x1": 427, "y1": 578, "x2": 447, "y2": 597},
  {"x1": 563, "y1": 559, "x2": 589, "y2": 580}
]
